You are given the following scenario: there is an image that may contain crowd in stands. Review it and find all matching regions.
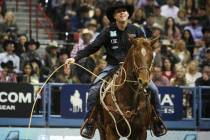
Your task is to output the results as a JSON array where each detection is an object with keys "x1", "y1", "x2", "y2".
[{"x1": 0, "y1": 0, "x2": 210, "y2": 117}]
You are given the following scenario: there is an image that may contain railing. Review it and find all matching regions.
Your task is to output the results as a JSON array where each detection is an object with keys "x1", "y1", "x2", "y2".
[
  {"x1": 24, "y1": 0, "x2": 55, "y2": 40},
  {"x1": 35, "y1": 4, "x2": 54, "y2": 40},
  {"x1": 0, "y1": 83, "x2": 209, "y2": 130}
]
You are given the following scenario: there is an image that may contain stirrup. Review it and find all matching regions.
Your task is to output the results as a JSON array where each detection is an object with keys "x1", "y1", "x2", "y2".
[
  {"x1": 151, "y1": 116, "x2": 167, "y2": 137},
  {"x1": 80, "y1": 119, "x2": 97, "y2": 139},
  {"x1": 80, "y1": 106, "x2": 97, "y2": 139}
]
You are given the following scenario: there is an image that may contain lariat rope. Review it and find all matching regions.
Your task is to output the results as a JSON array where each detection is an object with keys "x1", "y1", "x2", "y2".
[
  {"x1": 99, "y1": 71, "x2": 132, "y2": 138},
  {"x1": 28, "y1": 61, "x2": 132, "y2": 133}
]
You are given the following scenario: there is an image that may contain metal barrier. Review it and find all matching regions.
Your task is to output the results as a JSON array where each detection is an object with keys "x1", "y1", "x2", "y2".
[
  {"x1": 0, "y1": 83, "x2": 209, "y2": 130},
  {"x1": 198, "y1": 86, "x2": 210, "y2": 129}
]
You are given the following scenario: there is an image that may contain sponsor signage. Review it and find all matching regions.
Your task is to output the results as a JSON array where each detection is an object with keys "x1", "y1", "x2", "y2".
[
  {"x1": 159, "y1": 87, "x2": 183, "y2": 120},
  {"x1": 60, "y1": 85, "x2": 183, "y2": 121},
  {"x1": 0, "y1": 83, "x2": 34, "y2": 117},
  {"x1": 60, "y1": 84, "x2": 89, "y2": 118}
]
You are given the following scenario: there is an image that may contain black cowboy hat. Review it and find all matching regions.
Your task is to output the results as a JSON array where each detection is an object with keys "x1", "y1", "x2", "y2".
[
  {"x1": 1, "y1": 61, "x2": 15, "y2": 69},
  {"x1": 3, "y1": 39, "x2": 17, "y2": 50},
  {"x1": 25, "y1": 39, "x2": 40, "y2": 50},
  {"x1": 106, "y1": 1, "x2": 134, "y2": 22}
]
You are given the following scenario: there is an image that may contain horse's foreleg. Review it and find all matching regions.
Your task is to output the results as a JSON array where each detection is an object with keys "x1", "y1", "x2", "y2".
[
  {"x1": 104, "y1": 126, "x2": 119, "y2": 140},
  {"x1": 128, "y1": 127, "x2": 147, "y2": 140}
]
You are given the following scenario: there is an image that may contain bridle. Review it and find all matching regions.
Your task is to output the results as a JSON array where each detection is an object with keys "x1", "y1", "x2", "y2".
[{"x1": 132, "y1": 46, "x2": 155, "y2": 80}]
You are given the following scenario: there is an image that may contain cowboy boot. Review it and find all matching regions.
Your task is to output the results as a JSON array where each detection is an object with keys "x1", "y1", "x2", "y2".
[
  {"x1": 151, "y1": 106, "x2": 167, "y2": 137},
  {"x1": 148, "y1": 81, "x2": 167, "y2": 137},
  {"x1": 80, "y1": 106, "x2": 97, "y2": 139}
]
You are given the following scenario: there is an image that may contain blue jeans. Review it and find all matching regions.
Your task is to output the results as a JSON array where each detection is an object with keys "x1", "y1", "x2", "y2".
[{"x1": 85, "y1": 65, "x2": 161, "y2": 119}]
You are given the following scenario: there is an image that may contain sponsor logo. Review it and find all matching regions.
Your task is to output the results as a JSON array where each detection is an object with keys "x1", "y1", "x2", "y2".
[
  {"x1": 110, "y1": 31, "x2": 117, "y2": 37},
  {"x1": 0, "y1": 92, "x2": 32, "y2": 103},
  {"x1": 70, "y1": 90, "x2": 83, "y2": 113},
  {"x1": 111, "y1": 39, "x2": 118, "y2": 44},
  {"x1": 160, "y1": 94, "x2": 175, "y2": 114},
  {"x1": 111, "y1": 46, "x2": 119, "y2": 49}
]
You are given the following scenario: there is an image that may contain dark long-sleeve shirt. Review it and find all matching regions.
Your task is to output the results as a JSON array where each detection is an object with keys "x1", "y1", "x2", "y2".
[{"x1": 74, "y1": 23, "x2": 145, "y2": 65}]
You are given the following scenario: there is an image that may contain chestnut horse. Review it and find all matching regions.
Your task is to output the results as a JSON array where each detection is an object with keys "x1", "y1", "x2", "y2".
[{"x1": 96, "y1": 37, "x2": 159, "y2": 140}]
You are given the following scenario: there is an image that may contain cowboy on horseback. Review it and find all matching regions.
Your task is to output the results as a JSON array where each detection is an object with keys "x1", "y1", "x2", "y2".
[{"x1": 65, "y1": 1, "x2": 166, "y2": 139}]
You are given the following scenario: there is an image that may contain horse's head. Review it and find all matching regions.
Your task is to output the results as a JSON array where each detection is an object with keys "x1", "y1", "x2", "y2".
[{"x1": 127, "y1": 37, "x2": 159, "y2": 88}]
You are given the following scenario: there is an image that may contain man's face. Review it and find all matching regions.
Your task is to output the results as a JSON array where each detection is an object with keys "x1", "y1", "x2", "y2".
[
  {"x1": 113, "y1": 8, "x2": 129, "y2": 23},
  {"x1": 153, "y1": 67, "x2": 162, "y2": 79},
  {"x1": 5, "y1": 43, "x2": 15, "y2": 53}
]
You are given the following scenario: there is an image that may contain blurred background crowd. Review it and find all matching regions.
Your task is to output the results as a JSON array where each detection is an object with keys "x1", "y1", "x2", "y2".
[{"x1": 0, "y1": 0, "x2": 210, "y2": 116}]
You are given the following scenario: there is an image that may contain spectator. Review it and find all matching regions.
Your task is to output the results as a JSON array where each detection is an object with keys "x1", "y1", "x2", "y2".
[
  {"x1": 18, "y1": 62, "x2": 39, "y2": 84},
  {"x1": 92, "y1": 6, "x2": 104, "y2": 28},
  {"x1": 44, "y1": 40, "x2": 60, "y2": 72},
  {"x1": 142, "y1": 13, "x2": 156, "y2": 38},
  {"x1": 152, "y1": 65, "x2": 171, "y2": 86},
  {"x1": 175, "y1": 9, "x2": 189, "y2": 29},
  {"x1": 131, "y1": 8, "x2": 146, "y2": 26},
  {"x1": 199, "y1": 48, "x2": 210, "y2": 69},
  {"x1": 160, "y1": 39, "x2": 180, "y2": 64},
  {"x1": 197, "y1": 7, "x2": 208, "y2": 26},
  {"x1": 0, "y1": 61, "x2": 17, "y2": 83},
  {"x1": 53, "y1": 49, "x2": 80, "y2": 83},
  {"x1": 151, "y1": 25, "x2": 163, "y2": 38},
  {"x1": 86, "y1": 19, "x2": 99, "y2": 40},
  {"x1": 163, "y1": 17, "x2": 181, "y2": 43},
  {"x1": 70, "y1": 28, "x2": 93, "y2": 58},
  {"x1": 162, "y1": 57, "x2": 176, "y2": 81},
  {"x1": 172, "y1": 39, "x2": 191, "y2": 66},
  {"x1": 97, "y1": 0, "x2": 116, "y2": 13},
  {"x1": 185, "y1": 60, "x2": 202, "y2": 86},
  {"x1": 153, "y1": 5, "x2": 166, "y2": 30},
  {"x1": 170, "y1": 64, "x2": 187, "y2": 86},
  {"x1": 195, "y1": 65, "x2": 210, "y2": 118},
  {"x1": 0, "y1": 11, "x2": 18, "y2": 37},
  {"x1": 194, "y1": 26, "x2": 210, "y2": 63},
  {"x1": 70, "y1": 4, "x2": 91, "y2": 32},
  {"x1": 142, "y1": 0, "x2": 157, "y2": 17},
  {"x1": 70, "y1": 28, "x2": 95, "y2": 83},
  {"x1": 184, "y1": 15, "x2": 203, "y2": 42},
  {"x1": 0, "y1": 32, "x2": 9, "y2": 52},
  {"x1": 181, "y1": 29, "x2": 196, "y2": 59},
  {"x1": 180, "y1": 0, "x2": 196, "y2": 17},
  {"x1": 15, "y1": 33, "x2": 28, "y2": 57},
  {"x1": 20, "y1": 39, "x2": 43, "y2": 71},
  {"x1": 160, "y1": 0, "x2": 179, "y2": 18},
  {"x1": 97, "y1": 15, "x2": 110, "y2": 32},
  {"x1": 54, "y1": 0, "x2": 78, "y2": 32},
  {"x1": 0, "y1": 39, "x2": 20, "y2": 73}
]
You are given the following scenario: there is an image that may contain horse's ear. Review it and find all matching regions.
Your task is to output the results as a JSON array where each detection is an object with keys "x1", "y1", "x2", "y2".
[
  {"x1": 150, "y1": 36, "x2": 160, "y2": 49},
  {"x1": 128, "y1": 34, "x2": 135, "y2": 44}
]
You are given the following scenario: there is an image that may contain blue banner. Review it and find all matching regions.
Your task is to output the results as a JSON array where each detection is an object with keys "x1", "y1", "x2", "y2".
[
  {"x1": 60, "y1": 85, "x2": 183, "y2": 121},
  {"x1": 60, "y1": 84, "x2": 89, "y2": 118},
  {"x1": 159, "y1": 87, "x2": 183, "y2": 120}
]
